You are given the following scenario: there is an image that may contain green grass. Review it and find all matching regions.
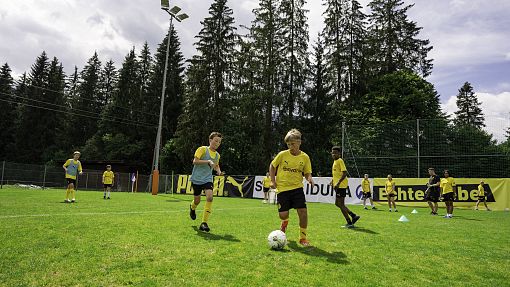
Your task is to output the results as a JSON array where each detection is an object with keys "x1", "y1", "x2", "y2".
[{"x1": 0, "y1": 186, "x2": 509, "y2": 287}]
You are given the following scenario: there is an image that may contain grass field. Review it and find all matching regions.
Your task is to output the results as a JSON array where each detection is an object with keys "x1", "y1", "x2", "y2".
[{"x1": 1, "y1": 187, "x2": 509, "y2": 287}]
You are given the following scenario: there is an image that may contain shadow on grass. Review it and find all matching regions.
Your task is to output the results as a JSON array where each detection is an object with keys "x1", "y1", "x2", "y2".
[
  {"x1": 348, "y1": 226, "x2": 378, "y2": 234},
  {"x1": 192, "y1": 226, "x2": 241, "y2": 242},
  {"x1": 287, "y1": 241, "x2": 349, "y2": 265},
  {"x1": 449, "y1": 216, "x2": 483, "y2": 221}
]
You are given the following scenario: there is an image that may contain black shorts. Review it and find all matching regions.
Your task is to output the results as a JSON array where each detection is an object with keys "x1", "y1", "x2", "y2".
[
  {"x1": 66, "y1": 178, "x2": 76, "y2": 186},
  {"x1": 335, "y1": 187, "x2": 347, "y2": 198},
  {"x1": 387, "y1": 193, "x2": 396, "y2": 198},
  {"x1": 277, "y1": 188, "x2": 306, "y2": 212},
  {"x1": 192, "y1": 182, "x2": 213, "y2": 196},
  {"x1": 104, "y1": 184, "x2": 112, "y2": 188},
  {"x1": 263, "y1": 187, "x2": 270, "y2": 193},
  {"x1": 362, "y1": 192, "x2": 372, "y2": 199},
  {"x1": 478, "y1": 196, "x2": 485, "y2": 200},
  {"x1": 425, "y1": 190, "x2": 440, "y2": 203},
  {"x1": 442, "y1": 192, "x2": 455, "y2": 202}
]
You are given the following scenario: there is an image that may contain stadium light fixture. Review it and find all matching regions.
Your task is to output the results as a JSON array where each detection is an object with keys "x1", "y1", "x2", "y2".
[{"x1": 152, "y1": 2, "x2": 188, "y2": 195}]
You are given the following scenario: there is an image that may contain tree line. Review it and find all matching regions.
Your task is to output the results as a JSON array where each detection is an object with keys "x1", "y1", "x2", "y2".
[{"x1": 0, "y1": 0, "x2": 508, "y2": 177}]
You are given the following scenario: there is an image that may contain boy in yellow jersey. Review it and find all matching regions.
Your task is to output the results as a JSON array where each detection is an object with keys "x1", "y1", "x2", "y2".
[
  {"x1": 475, "y1": 180, "x2": 491, "y2": 211},
  {"x1": 331, "y1": 146, "x2": 360, "y2": 228},
  {"x1": 102, "y1": 165, "x2": 114, "y2": 200},
  {"x1": 440, "y1": 170, "x2": 456, "y2": 218},
  {"x1": 189, "y1": 132, "x2": 223, "y2": 232},
  {"x1": 262, "y1": 172, "x2": 271, "y2": 203},
  {"x1": 270, "y1": 129, "x2": 314, "y2": 246},
  {"x1": 62, "y1": 151, "x2": 83, "y2": 203},
  {"x1": 361, "y1": 174, "x2": 375, "y2": 210},
  {"x1": 385, "y1": 174, "x2": 397, "y2": 212}
]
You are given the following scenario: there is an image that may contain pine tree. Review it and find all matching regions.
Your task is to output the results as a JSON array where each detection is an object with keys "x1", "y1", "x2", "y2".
[
  {"x1": 367, "y1": 0, "x2": 433, "y2": 77},
  {"x1": 0, "y1": 63, "x2": 16, "y2": 159},
  {"x1": 454, "y1": 82, "x2": 485, "y2": 128},
  {"x1": 277, "y1": 0, "x2": 310, "y2": 127},
  {"x1": 100, "y1": 60, "x2": 118, "y2": 106}
]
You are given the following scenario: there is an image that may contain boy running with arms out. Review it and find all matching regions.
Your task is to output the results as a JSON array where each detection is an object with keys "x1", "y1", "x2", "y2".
[
  {"x1": 361, "y1": 174, "x2": 376, "y2": 210},
  {"x1": 331, "y1": 146, "x2": 361, "y2": 228},
  {"x1": 63, "y1": 151, "x2": 83, "y2": 203},
  {"x1": 270, "y1": 129, "x2": 314, "y2": 246},
  {"x1": 103, "y1": 165, "x2": 114, "y2": 199},
  {"x1": 189, "y1": 132, "x2": 223, "y2": 232}
]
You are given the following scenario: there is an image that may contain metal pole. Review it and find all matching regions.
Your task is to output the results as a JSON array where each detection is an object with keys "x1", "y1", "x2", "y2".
[
  {"x1": 341, "y1": 121, "x2": 346, "y2": 159},
  {"x1": 152, "y1": 17, "x2": 173, "y2": 194},
  {"x1": 85, "y1": 173, "x2": 89, "y2": 190},
  {"x1": 1, "y1": 161, "x2": 5, "y2": 189},
  {"x1": 171, "y1": 170, "x2": 174, "y2": 195},
  {"x1": 42, "y1": 165, "x2": 47, "y2": 190},
  {"x1": 417, "y1": 119, "x2": 420, "y2": 178}
]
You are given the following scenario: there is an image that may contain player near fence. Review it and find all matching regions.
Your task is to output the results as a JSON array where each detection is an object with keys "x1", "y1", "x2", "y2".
[
  {"x1": 425, "y1": 168, "x2": 440, "y2": 215},
  {"x1": 270, "y1": 129, "x2": 314, "y2": 246},
  {"x1": 102, "y1": 165, "x2": 114, "y2": 199},
  {"x1": 262, "y1": 172, "x2": 271, "y2": 203},
  {"x1": 385, "y1": 175, "x2": 398, "y2": 212},
  {"x1": 330, "y1": 146, "x2": 361, "y2": 228},
  {"x1": 62, "y1": 151, "x2": 83, "y2": 203},
  {"x1": 189, "y1": 132, "x2": 223, "y2": 232},
  {"x1": 440, "y1": 170, "x2": 456, "y2": 218},
  {"x1": 475, "y1": 180, "x2": 491, "y2": 211},
  {"x1": 361, "y1": 174, "x2": 376, "y2": 210}
]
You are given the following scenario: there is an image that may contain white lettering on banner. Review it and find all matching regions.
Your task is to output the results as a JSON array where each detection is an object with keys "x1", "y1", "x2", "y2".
[{"x1": 252, "y1": 176, "x2": 370, "y2": 205}]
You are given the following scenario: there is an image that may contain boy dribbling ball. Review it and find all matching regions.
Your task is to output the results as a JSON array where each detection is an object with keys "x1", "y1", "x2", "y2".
[{"x1": 62, "y1": 151, "x2": 83, "y2": 203}]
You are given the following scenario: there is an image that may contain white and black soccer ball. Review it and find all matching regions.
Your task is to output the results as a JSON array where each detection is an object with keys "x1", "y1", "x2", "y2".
[{"x1": 267, "y1": 230, "x2": 287, "y2": 250}]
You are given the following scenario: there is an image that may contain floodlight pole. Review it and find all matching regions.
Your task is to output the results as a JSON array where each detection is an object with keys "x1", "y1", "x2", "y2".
[{"x1": 152, "y1": 5, "x2": 187, "y2": 195}]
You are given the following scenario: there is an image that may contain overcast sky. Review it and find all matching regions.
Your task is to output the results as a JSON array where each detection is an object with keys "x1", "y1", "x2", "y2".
[{"x1": 1, "y1": 0, "x2": 509, "y2": 140}]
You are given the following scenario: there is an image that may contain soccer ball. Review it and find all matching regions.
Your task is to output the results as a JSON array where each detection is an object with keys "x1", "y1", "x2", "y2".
[{"x1": 267, "y1": 230, "x2": 287, "y2": 250}]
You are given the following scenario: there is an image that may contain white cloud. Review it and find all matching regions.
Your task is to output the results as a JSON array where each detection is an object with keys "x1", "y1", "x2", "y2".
[{"x1": 441, "y1": 91, "x2": 510, "y2": 142}]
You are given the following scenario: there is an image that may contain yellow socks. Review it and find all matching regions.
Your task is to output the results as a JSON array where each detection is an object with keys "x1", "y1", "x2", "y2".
[
  {"x1": 70, "y1": 188, "x2": 75, "y2": 200},
  {"x1": 300, "y1": 227, "x2": 307, "y2": 240},
  {"x1": 65, "y1": 188, "x2": 70, "y2": 200},
  {"x1": 202, "y1": 201, "x2": 212, "y2": 223},
  {"x1": 191, "y1": 200, "x2": 198, "y2": 210}
]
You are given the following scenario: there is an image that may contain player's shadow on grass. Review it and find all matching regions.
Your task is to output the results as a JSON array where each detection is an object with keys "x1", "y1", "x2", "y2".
[
  {"x1": 287, "y1": 241, "x2": 349, "y2": 265},
  {"x1": 349, "y1": 226, "x2": 378, "y2": 234},
  {"x1": 450, "y1": 216, "x2": 483, "y2": 221},
  {"x1": 192, "y1": 226, "x2": 241, "y2": 242}
]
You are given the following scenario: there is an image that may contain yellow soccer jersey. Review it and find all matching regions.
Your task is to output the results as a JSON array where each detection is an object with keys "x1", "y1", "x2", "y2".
[
  {"x1": 478, "y1": 184, "x2": 485, "y2": 196},
  {"x1": 361, "y1": 178, "x2": 370, "y2": 193},
  {"x1": 64, "y1": 159, "x2": 82, "y2": 179},
  {"x1": 271, "y1": 150, "x2": 312, "y2": 193},
  {"x1": 332, "y1": 158, "x2": 348, "y2": 188},
  {"x1": 385, "y1": 180, "x2": 396, "y2": 194},
  {"x1": 103, "y1": 171, "x2": 115, "y2": 185},
  {"x1": 262, "y1": 177, "x2": 272, "y2": 188},
  {"x1": 195, "y1": 146, "x2": 220, "y2": 164},
  {"x1": 440, "y1": 177, "x2": 456, "y2": 194}
]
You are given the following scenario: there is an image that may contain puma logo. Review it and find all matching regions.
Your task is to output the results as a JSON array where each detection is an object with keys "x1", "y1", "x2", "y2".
[{"x1": 226, "y1": 176, "x2": 249, "y2": 197}]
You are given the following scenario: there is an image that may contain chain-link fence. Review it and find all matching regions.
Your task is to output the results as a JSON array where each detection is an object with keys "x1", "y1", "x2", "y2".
[{"x1": 341, "y1": 118, "x2": 510, "y2": 178}]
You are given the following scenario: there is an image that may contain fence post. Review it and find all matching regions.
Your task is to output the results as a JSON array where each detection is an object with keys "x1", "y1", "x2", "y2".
[
  {"x1": 164, "y1": 174, "x2": 168, "y2": 194},
  {"x1": 42, "y1": 165, "x2": 47, "y2": 189},
  {"x1": 1, "y1": 161, "x2": 5, "y2": 189},
  {"x1": 341, "y1": 121, "x2": 346, "y2": 159},
  {"x1": 85, "y1": 173, "x2": 89, "y2": 190},
  {"x1": 171, "y1": 170, "x2": 174, "y2": 195},
  {"x1": 417, "y1": 119, "x2": 420, "y2": 178}
]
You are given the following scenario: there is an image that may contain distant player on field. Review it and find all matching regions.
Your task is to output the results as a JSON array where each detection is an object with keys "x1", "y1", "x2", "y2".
[
  {"x1": 385, "y1": 174, "x2": 397, "y2": 212},
  {"x1": 425, "y1": 168, "x2": 440, "y2": 215},
  {"x1": 102, "y1": 165, "x2": 114, "y2": 199},
  {"x1": 189, "y1": 132, "x2": 223, "y2": 232},
  {"x1": 330, "y1": 146, "x2": 360, "y2": 228},
  {"x1": 63, "y1": 151, "x2": 83, "y2": 203},
  {"x1": 262, "y1": 172, "x2": 271, "y2": 203},
  {"x1": 361, "y1": 174, "x2": 375, "y2": 210},
  {"x1": 475, "y1": 180, "x2": 491, "y2": 211},
  {"x1": 440, "y1": 170, "x2": 456, "y2": 218},
  {"x1": 270, "y1": 129, "x2": 314, "y2": 246}
]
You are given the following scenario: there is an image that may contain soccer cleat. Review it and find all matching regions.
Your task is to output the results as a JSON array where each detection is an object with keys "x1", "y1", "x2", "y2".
[
  {"x1": 189, "y1": 205, "x2": 196, "y2": 220},
  {"x1": 364, "y1": 206, "x2": 368, "y2": 210},
  {"x1": 487, "y1": 209, "x2": 491, "y2": 211},
  {"x1": 262, "y1": 200, "x2": 267, "y2": 204},
  {"x1": 351, "y1": 215, "x2": 361, "y2": 225},
  {"x1": 280, "y1": 220, "x2": 289, "y2": 233},
  {"x1": 65, "y1": 199, "x2": 70, "y2": 203},
  {"x1": 299, "y1": 238, "x2": 311, "y2": 246},
  {"x1": 107, "y1": 197, "x2": 110, "y2": 200},
  {"x1": 394, "y1": 209, "x2": 398, "y2": 212},
  {"x1": 475, "y1": 208, "x2": 478, "y2": 210},
  {"x1": 104, "y1": 195, "x2": 106, "y2": 199},
  {"x1": 389, "y1": 209, "x2": 392, "y2": 212},
  {"x1": 443, "y1": 215, "x2": 450, "y2": 218},
  {"x1": 199, "y1": 222, "x2": 210, "y2": 232},
  {"x1": 372, "y1": 206, "x2": 377, "y2": 210},
  {"x1": 71, "y1": 199, "x2": 75, "y2": 203},
  {"x1": 342, "y1": 224, "x2": 355, "y2": 229}
]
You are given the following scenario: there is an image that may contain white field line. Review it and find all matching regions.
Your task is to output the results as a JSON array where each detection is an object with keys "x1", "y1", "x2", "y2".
[{"x1": 0, "y1": 206, "x2": 269, "y2": 219}]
